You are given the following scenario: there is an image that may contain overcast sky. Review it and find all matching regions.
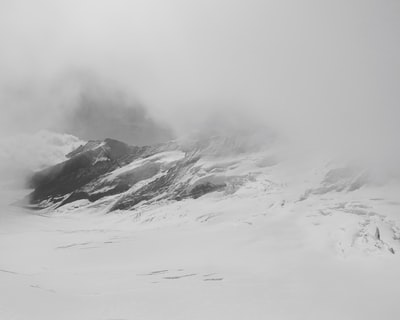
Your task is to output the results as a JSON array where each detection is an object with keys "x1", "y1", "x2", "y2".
[{"x1": 0, "y1": 0, "x2": 399, "y2": 161}]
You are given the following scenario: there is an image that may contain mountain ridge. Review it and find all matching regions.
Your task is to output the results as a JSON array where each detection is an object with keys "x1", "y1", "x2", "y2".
[
  {"x1": 23, "y1": 132, "x2": 400, "y2": 257},
  {"x1": 27, "y1": 133, "x2": 263, "y2": 211}
]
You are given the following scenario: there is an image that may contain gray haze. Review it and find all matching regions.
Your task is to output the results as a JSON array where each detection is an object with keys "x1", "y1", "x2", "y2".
[
  {"x1": 0, "y1": 0, "x2": 399, "y2": 165},
  {"x1": 61, "y1": 78, "x2": 173, "y2": 145}
]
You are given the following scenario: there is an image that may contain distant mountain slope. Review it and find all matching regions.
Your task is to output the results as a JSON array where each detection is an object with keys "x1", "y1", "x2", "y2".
[
  {"x1": 26, "y1": 133, "x2": 400, "y2": 257},
  {"x1": 27, "y1": 134, "x2": 264, "y2": 210}
]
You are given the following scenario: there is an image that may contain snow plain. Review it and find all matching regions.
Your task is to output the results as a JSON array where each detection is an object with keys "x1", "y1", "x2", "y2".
[{"x1": 1, "y1": 143, "x2": 400, "y2": 319}]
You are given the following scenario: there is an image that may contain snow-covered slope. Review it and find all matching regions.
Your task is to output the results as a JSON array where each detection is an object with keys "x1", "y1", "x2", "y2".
[
  {"x1": 1, "y1": 133, "x2": 400, "y2": 319},
  {"x1": 27, "y1": 133, "x2": 400, "y2": 257}
]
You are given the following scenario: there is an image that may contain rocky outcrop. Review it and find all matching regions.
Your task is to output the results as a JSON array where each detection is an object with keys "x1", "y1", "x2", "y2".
[
  {"x1": 26, "y1": 136, "x2": 239, "y2": 211},
  {"x1": 28, "y1": 138, "x2": 151, "y2": 208}
]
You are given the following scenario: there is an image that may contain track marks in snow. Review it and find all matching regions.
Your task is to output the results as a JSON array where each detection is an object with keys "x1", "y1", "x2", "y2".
[
  {"x1": 30, "y1": 284, "x2": 56, "y2": 294},
  {"x1": 56, "y1": 242, "x2": 91, "y2": 249},
  {"x1": 202, "y1": 273, "x2": 224, "y2": 281},
  {"x1": 163, "y1": 273, "x2": 197, "y2": 280},
  {"x1": 196, "y1": 212, "x2": 221, "y2": 223},
  {"x1": 55, "y1": 236, "x2": 121, "y2": 250},
  {"x1": 138, "y1": 269, "x2": 224, "y2": 282},
  {"x1": 0, "y1": 268, "x2": 35, "y2": 277},
  {"x1": 138, "y1": 269, "x2": 169, "y2": 276},
  {"x1": 0, "y1": 269, "x2": 19, "y2": 275}
]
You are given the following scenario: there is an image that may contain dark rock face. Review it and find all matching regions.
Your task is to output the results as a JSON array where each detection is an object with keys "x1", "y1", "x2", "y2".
[
  {"x1": 189, "y1": 182, "x2": 225, "y2": 199},
  {"x1": 27, "y1": 137, "x2": 230, "y2": 212},
  {"x1": 29, "y1": 151, "x2": 111, "y2": 202},
  {"x1": 28, "y1": 138, "x2": 151, "y2": 208}
]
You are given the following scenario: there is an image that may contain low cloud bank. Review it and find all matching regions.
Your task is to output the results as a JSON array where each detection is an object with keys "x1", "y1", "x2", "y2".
[{"x1": 0, "y1": 0, "x2": 399, "y2": 177}]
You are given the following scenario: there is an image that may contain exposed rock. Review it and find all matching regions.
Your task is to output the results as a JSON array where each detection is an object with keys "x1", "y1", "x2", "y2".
[
  {"x1": 188, "y1": 182, "x2": 226, "y2": 199},
  {"x1": 26, "y1": 136, "x2": 237, "y2": 211},
  {"x1": 375, "y1": 227, "x2": 381, "y2": 241},
  {"x1": 28, "y1": 138, "x2": 151, "y2": 207}
]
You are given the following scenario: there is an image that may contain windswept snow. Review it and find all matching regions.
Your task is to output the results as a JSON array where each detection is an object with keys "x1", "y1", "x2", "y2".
[
  {"x1": 1, "y1": 178, "x2": 400, "y2": 320},
  {"x1": 1, "y1": 138, "x2": 400, "y2": 319},
  {"x1": 103, "y1": 150, "x2": 185, "y2": 182}
]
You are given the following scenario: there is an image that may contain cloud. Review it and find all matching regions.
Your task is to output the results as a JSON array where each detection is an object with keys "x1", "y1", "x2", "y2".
[
  {"x1": 62, "y1": 77, "x2": 173, "y2": 145},
  {"x1": 0, "y1": 0, "x2": 399, "y2": 168}
]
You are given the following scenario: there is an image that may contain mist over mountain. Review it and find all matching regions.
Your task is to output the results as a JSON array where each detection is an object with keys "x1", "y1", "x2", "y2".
[
  {"x1": 0, "y1": 130, "x2": 84, "y2": 186},
  {"x1": 1, "y1": 1, "x2": 400, "y2": 319},
  {"x1": 1, "y1": 0, "x2": 399, "y2": 167},
  {"x1": 63, "y1": 85, "x2": 174, "y2": 146}
]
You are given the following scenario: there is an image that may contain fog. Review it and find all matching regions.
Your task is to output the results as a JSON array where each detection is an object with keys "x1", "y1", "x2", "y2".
[
  {"x1": 0, "y1": 0, "x2": 399, "y2": 166},
  {"x1": 1, "y1": 4, "x2": 400, "y2": 318}
]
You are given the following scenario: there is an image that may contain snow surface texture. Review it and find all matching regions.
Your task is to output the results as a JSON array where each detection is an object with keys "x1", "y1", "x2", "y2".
[{"x1": 1, "y1": 133, "x2": 400, "y2": 319}]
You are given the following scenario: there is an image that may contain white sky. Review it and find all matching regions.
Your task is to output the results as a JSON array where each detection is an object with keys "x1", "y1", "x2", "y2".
[{"x1": 0, "y1": 0, "x2": 399, "y2": 163}]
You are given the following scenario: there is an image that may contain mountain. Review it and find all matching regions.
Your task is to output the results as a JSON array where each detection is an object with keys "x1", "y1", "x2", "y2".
[
  {"x1": 26, "y1": 132, "x2": 400, "y2": 257},
  {"x1": 27, "y1": 134, "x2": 262, "y2": 209},
  {"x1": 4, "y1": 132, "x2": 400, "y2": 319}
]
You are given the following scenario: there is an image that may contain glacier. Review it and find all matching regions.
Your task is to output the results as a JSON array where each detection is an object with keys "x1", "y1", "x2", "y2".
[{"x1": 1, "y1": 130, "x2": 400, "y2": 319}]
